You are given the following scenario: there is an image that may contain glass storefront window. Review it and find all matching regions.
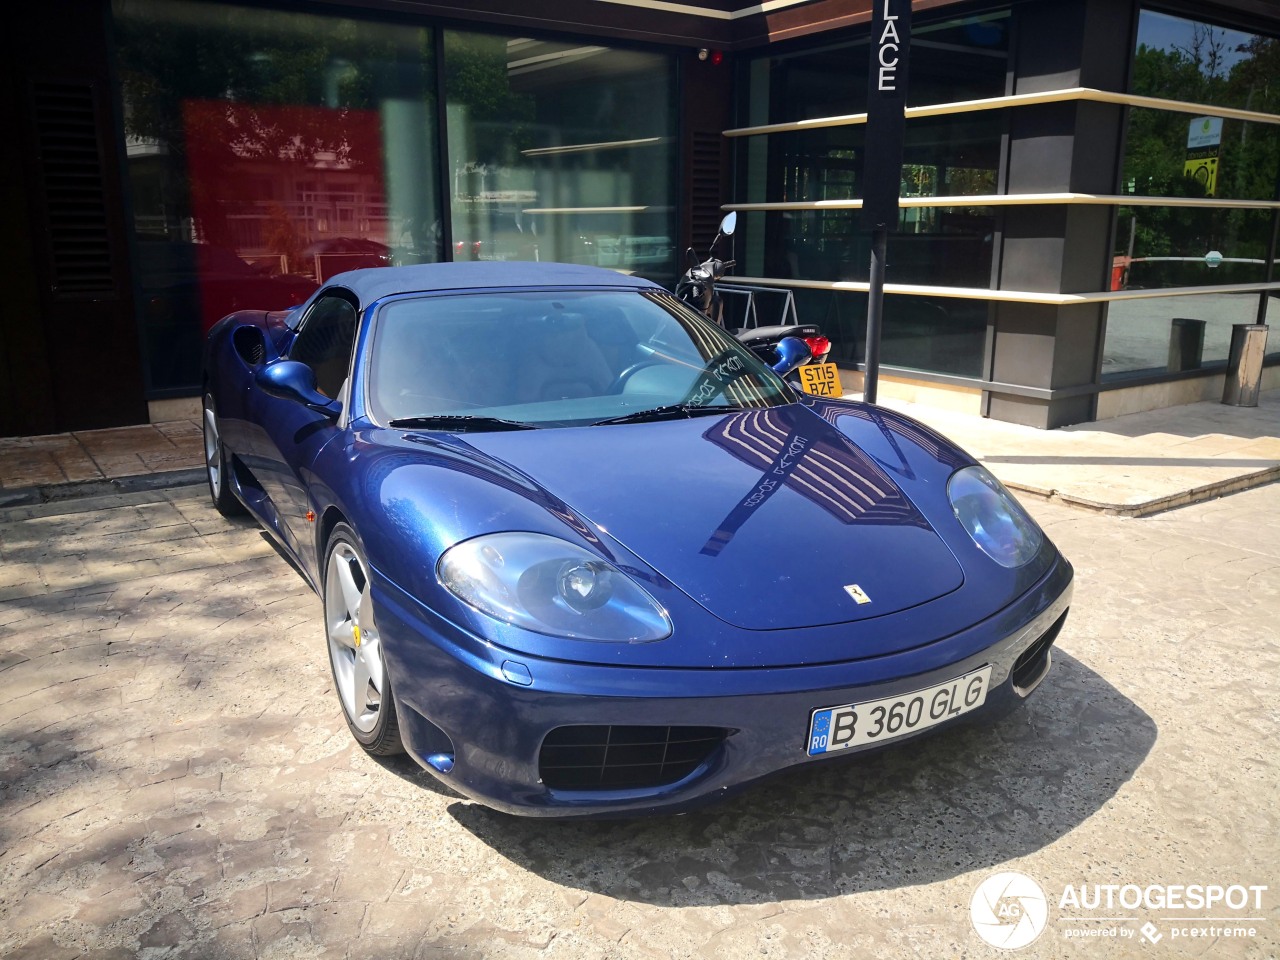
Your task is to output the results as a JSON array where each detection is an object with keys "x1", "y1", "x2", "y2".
[
  {"x1": 114, "y1": 0, "x2": 441, "y2": 392},
  {"x1": 738, "y1": 115, "x2": 1002, "y2": 206},
  {"x1": 443, "y1": 31, "x2": 677, "y2": 279},
  {"x1": 783, "y1": 288, "x2": 987, "y2": 377},
  {"x1": 1131, "y1": 10, "x2": 1279, "y2": 113},
  {"x1": 1112, "y1": 206, "x2": 1273, "y2": 289},
  {"x1": 1124, "y1": 8, "x2": 1280, "y2": 204},
  {"x1": 736, "y1": 11, "x2": 1008, "y2": 374},
  {"x1": 740, "y1": 11, "x2": 1009, "y2": 126},
  {"x1": 1106, "y1": 9, "x2": 1280, "y2": 383},
  {"x1": 1103, "y1": 292, "x2": 1264, "y2": 380},
  {"x1": 114, "y1": 6, "x2": 679, "y2": 395},
  {"x1": 1124, "y1": 106, "x2": 1280, "y2": 205},
  {"x1": 741, "y1": 204, "x2": 995, "y2": 289}
]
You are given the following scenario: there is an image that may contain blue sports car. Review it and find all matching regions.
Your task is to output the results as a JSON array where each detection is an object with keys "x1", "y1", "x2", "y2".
[{"x1": 202, "y1": 261, "x2": 1073, "y2": 817}]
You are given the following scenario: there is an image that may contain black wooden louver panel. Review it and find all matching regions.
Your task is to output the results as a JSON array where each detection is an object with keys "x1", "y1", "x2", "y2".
[
  {"x1": 32, "y1": 82, "x2": 115, "y2": 297},
  {"x1": 690, "y1": 130, "x2": 725, "y2": 252}
]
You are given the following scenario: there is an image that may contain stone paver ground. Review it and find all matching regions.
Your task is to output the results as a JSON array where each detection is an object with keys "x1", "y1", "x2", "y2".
[
  {"x1": 873, "y1": 388, "x2": 1280, "y2": 516},
  {"x1": 1, "y1": 484, "x2": 1278, "y2": 958},
  {"x1": 0, "y1": 421, "x2": 203, "y2": 491}
]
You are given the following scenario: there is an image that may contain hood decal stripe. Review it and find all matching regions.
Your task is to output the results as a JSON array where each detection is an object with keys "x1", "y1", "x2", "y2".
[{"x1": 702, "y1": 410, "x2": 928, "y2": 530}]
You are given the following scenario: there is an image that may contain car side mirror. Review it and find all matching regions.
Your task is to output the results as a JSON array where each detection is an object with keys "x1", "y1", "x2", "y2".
[
  {"x1": 256, "y1": 360, "x2": 341, "y2": 417},
  {"x1": 770, "y1": 336, "x2": 813, "y2": 378}
]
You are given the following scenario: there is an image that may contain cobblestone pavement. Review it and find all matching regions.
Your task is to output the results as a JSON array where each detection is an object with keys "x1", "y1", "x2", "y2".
[{"x1": 1, "y1": 484, "x2": 1277, "y2": 959}]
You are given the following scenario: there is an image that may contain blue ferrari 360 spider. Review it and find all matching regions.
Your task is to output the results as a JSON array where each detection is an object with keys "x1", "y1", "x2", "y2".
[{"x1": 202, "y1": 261, "x2": 1073, "y2": 817}]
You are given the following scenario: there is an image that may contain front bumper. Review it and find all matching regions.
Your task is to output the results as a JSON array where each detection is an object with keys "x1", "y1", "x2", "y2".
[{"x1": 374, "y1": 554, "x2": 1073, "y2": 817}]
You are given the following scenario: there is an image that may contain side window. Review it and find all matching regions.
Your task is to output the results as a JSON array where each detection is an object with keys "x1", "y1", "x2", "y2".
[{"x1": 290, "y1": 295, "x2": 357, "y2": 398}]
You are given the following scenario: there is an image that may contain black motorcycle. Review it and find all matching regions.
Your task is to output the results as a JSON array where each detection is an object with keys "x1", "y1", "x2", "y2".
[
  {"x1": 675, "y1": 212, "x2": 831, "y2": 368},
  {"x1": 675, "y1": 215, "x2": 737, "y2": 328}
]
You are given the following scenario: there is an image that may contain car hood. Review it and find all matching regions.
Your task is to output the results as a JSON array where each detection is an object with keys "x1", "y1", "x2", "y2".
[{"x1": 462, "y1": 405, "x2": 964, "y2": 630}]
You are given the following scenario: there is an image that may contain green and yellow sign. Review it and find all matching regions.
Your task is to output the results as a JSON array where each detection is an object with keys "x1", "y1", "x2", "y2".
[{"x1": 1184, "y1": 117, "x2": 1223, "y2": 196}]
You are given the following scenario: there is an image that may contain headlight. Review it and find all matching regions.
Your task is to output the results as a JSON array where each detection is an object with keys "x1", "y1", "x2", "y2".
[
  {"x1": 437, "y1": 532, "x2": 672, "y2": 642},
  {"x1": 947, "y1": 465, "x2": 1042, "y2": 568}
]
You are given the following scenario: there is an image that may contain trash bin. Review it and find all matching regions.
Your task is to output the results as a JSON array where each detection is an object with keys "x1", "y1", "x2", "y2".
[
  {"x1": 1168, "y1": 318, "x2": 1205, "y2": 372},
  {"x1": 1222, "y1": 324, "x2": 1269, "y2": 406}
]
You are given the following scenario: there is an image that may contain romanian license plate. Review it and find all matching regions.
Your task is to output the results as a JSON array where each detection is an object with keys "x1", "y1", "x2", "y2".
[
  {"x1": 797, "y1": 362, "x2": 842, "y2": 397},
  {"x1": 806, "y1": 666, "x2": 993, "y2": 756}
]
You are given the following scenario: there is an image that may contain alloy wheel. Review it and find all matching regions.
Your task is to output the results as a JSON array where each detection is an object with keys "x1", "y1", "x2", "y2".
[{"x1": 324, "y1": 540, "x2": 387, "y2": 734}]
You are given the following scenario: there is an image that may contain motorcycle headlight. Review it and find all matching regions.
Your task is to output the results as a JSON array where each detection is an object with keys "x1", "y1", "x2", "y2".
[
  {"x1": 947, "y1": 465, "x2": 1042, "y2": 568},
  {"x1": 437, "y1": 533, "x2": 672, "y2": 642}
]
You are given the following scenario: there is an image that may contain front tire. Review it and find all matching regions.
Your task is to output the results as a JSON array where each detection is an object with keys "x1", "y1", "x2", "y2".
[
  {"x1": 202, "y1": 391, "x2": 245, "y2": 517},
  {"x1": 323, "y1": 523, "x2": 404, "y2": 756}
]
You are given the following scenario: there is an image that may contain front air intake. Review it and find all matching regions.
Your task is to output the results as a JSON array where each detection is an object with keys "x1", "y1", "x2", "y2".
[{"x1": 539, "y1": 725, "x2": 727, "y2": 790}]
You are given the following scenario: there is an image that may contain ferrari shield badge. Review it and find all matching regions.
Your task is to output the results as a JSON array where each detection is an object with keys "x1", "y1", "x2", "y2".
[{"x1": 843, "y1": 583, "x2": 872, "y2": 605}]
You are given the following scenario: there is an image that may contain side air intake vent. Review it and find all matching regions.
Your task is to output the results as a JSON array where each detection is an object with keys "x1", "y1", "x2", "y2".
[{"x1": 233, "y1": 326, "x2": 267, "y2": 366}]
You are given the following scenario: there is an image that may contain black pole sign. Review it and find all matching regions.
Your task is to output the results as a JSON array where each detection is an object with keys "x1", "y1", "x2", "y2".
[
  {"x1": 861, "y1": 0, "x2": 911, "y2": 405},
  {"x1": 862, "y1": 0, "x2": 911, "y2": 231}
]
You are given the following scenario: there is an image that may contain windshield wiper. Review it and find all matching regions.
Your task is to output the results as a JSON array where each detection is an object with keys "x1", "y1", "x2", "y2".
[
  {"x1": 591, "y1": 403, "x2": 744, "y2": 426},
  {"x1": 389, "y1": 414, "x2": 537, "y2": 432}
]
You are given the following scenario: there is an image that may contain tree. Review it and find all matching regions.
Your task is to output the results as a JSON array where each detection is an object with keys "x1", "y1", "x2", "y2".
[{"x1": 1119, "y1": 33, "x2": 1280, "y2": 283}]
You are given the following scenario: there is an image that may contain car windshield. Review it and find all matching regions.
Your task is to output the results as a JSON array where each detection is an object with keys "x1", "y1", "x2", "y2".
[{"x1": 366, "y1": 289, "x2": 794, "y2": 428}]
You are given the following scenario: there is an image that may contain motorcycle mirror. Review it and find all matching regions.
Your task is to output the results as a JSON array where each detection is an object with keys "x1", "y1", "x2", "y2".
[{"x1": 719, "y1": 211, "x2": 737, "y2": 237}]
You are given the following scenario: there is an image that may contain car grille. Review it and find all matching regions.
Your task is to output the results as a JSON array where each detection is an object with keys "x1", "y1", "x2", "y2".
[
  {"x1": 539, "y1": 725, "x2": 728, "y2": 790},
  {"x1": 1012, "y1": 609, "x2": 1068, "y2": 693}
]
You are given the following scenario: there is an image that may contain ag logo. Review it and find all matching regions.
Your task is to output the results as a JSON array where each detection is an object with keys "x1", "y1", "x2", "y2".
[{"x1": 970, "y1": 871, "x2": 1048, "y2": 949}]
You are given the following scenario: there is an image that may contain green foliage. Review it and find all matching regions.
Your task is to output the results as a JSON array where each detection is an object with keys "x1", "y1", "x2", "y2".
[
  {"x1": 113, "y1": 0, "x2": 444, "y2": 250},
  {"x1": 114, "y1": 0, "x2": 436, "y2": 196},
  {"x1": 1120, "y1": 28, "x2": 1280, "y2": 282},
  {"x1": 442, "y1": 32, "x2": 536, "y2": 165}
]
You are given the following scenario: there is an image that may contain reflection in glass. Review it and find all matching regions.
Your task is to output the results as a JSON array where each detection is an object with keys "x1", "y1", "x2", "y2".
[
  {"x1": 736, "y1": 11, "x2": 1007, "y2": 376},
  {"x1": 1131, "y1": 10, "x2": 1278, "y2": 113},
  {"x1": 1103, "y1": 293, "x2": 1264, "y2": 380},
  {"x1": 114, "y1": 0, "x2": 441, "y2": 392},
  {"x1": 1107, "y1": 8, "x2": 1280, "y2": 383},
  {"x1": 1111, "y1": 206, "x2": 1272, "y2": 291},
  {"x1": 740, "y1": 204, "x2": 995, "y2": 289},
  {"x1": 1124, "y1": 11, "x2": 1280, "y2": 203},
  {"x1": 367, "y1": 290, "x2": 788, "y2": 426},
  {"x1": 740, "y1": 11, "x2": 1009, "y2": 125},
  {"x1": 788, "y1": 288, "x2": 986, "y2": 377},
  {"x1": 698, "y1": 408, "x2": 931, "y2": 556},
  {"x1": 443, "y1": 32, "x2": 677, "y2": 279},
  {"x1": 738, "y1": 115, "x2": 1002, "y2": 207}
]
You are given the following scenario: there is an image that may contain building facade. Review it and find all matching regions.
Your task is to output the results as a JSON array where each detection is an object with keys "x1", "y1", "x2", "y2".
[{"x1": 3, "y1": 0, "x2": 1277, "y2": 435}]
